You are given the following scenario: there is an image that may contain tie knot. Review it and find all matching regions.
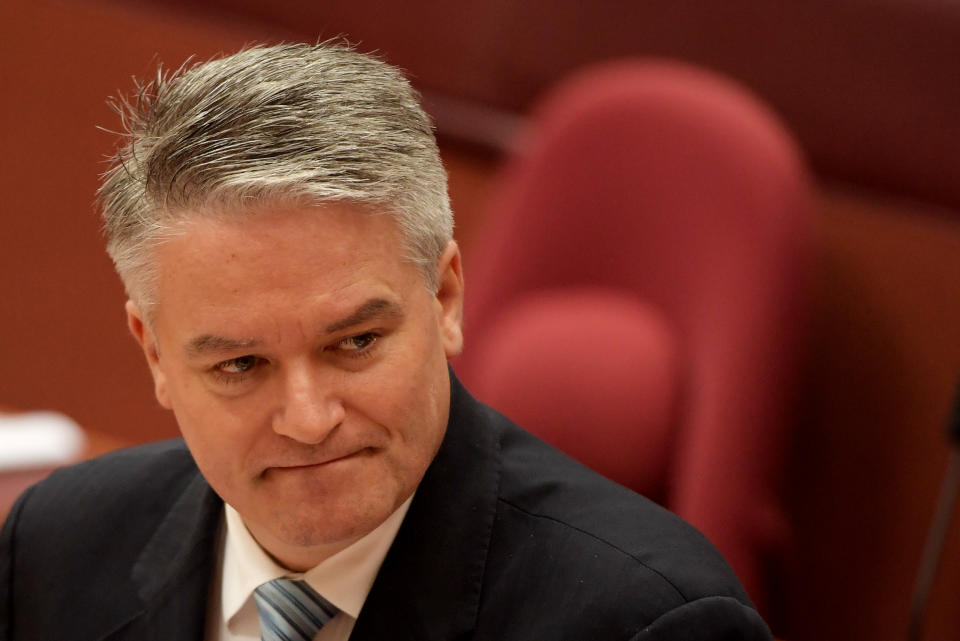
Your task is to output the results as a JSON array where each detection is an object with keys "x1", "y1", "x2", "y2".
[{"x1": 254, "y1": 578, "x2": 338, "y2": 641}]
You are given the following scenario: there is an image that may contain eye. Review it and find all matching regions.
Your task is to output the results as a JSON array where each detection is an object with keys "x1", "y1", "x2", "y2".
[
  {"x1": 212, "y1": 355, "x2": 262, "y2": 379},
  {"x1": 333, "y1": 332, "x2": 379, "y2": 356}
]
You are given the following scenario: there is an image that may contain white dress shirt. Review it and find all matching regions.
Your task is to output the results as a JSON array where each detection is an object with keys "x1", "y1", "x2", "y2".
[{"x1": 209, "y1": 496, "x2": 413, "y2": 641}]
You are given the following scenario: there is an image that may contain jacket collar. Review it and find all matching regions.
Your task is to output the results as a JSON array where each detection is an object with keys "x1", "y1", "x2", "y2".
[
  {"x1": 101, "y1": 462, "x2": 222, "y2": 641},
  {"x1": 350, "y1": 372, "x2": 503, "y2": 641},
  {"x1": 131, "y1": 470, "x2": 223, "y2": 604}
]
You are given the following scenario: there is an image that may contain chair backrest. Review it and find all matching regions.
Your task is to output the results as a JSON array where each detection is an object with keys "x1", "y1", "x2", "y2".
[{"x1": 454, "y1": 60, "x2": 812, "y2": 621}]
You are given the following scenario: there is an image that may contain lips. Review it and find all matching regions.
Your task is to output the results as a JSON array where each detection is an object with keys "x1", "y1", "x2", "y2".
[
  {"x1": 268, "y1": 447, "x2": 373, "y2": 472},
  {"x1": 282, "y1": 454, "x2": 353, "y2": 469}
]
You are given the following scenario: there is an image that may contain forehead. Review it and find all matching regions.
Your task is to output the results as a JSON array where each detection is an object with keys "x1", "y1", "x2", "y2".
[{"x1": 148, "y1": 203, "x2": 420, "y2": 326}]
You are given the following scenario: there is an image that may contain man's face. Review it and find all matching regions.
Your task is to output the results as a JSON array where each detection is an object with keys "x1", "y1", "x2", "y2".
[{"x1": 126, "y1": 203, "x2": 464, "y2": 570}]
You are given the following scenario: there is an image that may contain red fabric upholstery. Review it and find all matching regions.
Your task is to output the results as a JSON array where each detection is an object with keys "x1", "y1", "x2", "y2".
[
  {"x1": 469, "y1": 288, "x2": 679, "y2": 500},
  {"x1": 455, "y1": 61, "x2": 812, "y2": 621}
]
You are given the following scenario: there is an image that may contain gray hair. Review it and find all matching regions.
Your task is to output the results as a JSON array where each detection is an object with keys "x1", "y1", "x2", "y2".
[{"x1": 98, "y1": 42, "x2": 453, "y2": 311}]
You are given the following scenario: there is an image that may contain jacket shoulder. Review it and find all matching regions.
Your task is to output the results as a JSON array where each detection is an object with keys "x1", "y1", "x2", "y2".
[
  {"x1": 481, "y1": 407, "x2": 767, "y2": 638},
  {"x1": 2, "y1": 439, "x2": 219, "y2": 641},
  {"x1": 4, "y1": 439, "x2": 200, "y2": 563}
]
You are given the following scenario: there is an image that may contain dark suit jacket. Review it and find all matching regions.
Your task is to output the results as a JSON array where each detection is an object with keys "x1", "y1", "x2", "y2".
[{"x1": 1, "y1": 375, "x2": 771, "y2": 640}]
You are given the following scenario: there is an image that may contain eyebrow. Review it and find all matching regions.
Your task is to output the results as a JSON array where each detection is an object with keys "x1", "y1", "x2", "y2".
[
  {"x1": 183, "y1": 298, "x2": 404, "y2": 358},
  {"x1": 325, "y1": 298, "x2": 404, "y2": 333},
  {"x1": 185, "y1": 335, "x2": 261, "y2": 357}
]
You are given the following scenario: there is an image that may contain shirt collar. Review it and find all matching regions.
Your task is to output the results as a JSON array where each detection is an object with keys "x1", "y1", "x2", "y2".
[{"x1": 221, "y1": 494, "x2": 413, "y2": 625}]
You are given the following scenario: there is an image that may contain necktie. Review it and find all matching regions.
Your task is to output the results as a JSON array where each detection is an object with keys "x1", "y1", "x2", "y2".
[{"x1": 254, "y1": 578, "x2": 338, "y2": 641}]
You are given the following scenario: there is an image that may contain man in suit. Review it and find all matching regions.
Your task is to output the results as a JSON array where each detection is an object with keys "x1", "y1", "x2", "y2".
[{"x1": 0, "y1": 43, "x2": 771, "y2": 640}]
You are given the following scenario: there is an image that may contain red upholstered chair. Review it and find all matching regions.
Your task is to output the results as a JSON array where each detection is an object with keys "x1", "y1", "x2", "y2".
[{"x1": 454, "y1": 61, "x2": 811, "y2": 624}]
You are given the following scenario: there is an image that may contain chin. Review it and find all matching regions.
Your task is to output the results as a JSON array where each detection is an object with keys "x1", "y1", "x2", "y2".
[{"x1": 270, "y1": 486, "x2": 404, "y2": 548}]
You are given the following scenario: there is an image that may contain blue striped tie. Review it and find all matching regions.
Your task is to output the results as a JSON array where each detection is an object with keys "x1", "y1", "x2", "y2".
[{"x1": 254, "y1": 578, "x2": 338, "y2": 641}]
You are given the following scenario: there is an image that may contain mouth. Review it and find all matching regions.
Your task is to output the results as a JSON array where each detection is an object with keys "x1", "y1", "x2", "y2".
[{"x1": 268, "y1": 448, "x2": 372, "y2": 473}]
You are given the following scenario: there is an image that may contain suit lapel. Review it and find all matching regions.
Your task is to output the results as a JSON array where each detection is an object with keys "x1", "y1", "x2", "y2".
[
  {"x1": 100, "y1": 467, "x2": 222, "y2": 641},
  {"x1": 350, "y1": 373, "x2": 502, "y2": 641}
]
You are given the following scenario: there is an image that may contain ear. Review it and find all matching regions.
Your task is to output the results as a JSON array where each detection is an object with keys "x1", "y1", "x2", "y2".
[
  {"x1": 125, "y1": 300, "x2": 172, "y2": 409},
  {"x1": 434, "y1": 240, "x2": 465, "y2": 359}
]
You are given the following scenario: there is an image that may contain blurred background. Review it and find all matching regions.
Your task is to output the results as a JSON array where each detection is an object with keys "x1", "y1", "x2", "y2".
[{"x1": 1, "y1": 1, "x2": 958, "y2": 639}]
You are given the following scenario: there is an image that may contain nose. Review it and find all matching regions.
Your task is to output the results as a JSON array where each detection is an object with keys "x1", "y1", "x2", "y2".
[{"x1": 271, "y1": 363, "x2": 345, "y2": 444}]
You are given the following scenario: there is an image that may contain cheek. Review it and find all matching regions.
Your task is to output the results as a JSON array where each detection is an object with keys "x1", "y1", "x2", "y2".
[
  {"x1": 163, "y1": 372, "x2": 265, "y2": 482},
  {"x1": 374, "y1": 367, "x2": 443, "y2": 434},
  {"x1": 391, "y1": 358, "x2": 449, "y2": 456},
  {"x1": 350, "y1": 343, "x2": 448, "y2": 460}
]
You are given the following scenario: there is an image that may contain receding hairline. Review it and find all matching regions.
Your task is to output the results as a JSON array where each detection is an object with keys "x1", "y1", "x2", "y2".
[{"x1": 127, "y1": 196, "x2": 442, "y2": 311}]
